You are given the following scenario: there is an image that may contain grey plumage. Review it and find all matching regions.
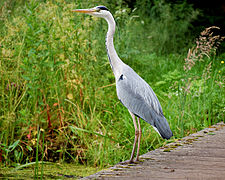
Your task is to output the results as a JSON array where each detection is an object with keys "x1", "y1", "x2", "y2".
[{"x1": 116, "y1": 64, "x2": 173, "y2": 139}]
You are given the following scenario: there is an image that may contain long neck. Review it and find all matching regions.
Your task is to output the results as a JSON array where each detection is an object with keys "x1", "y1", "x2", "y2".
[{"x1": 105, "y1": 13, "x2": 123, "y2": 77}]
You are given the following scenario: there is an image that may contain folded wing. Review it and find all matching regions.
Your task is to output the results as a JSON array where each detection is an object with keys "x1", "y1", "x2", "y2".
[{"x1": 116, "y1": 66, "x2": 173, "y2": 139}]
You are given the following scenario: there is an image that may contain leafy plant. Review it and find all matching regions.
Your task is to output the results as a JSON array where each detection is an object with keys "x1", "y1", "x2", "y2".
[{"x1": 0, "y1": 0, "x2": 224, "y2": 170}]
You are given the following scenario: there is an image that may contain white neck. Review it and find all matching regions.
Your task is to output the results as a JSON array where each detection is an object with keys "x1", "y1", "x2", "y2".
[{"x1": 104, "y1": 13, "x2": 124, "y2": 78}]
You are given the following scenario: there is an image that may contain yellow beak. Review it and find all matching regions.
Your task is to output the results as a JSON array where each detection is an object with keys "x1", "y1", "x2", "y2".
[{"x1": 72, "y1": 9, "x2": 96, "y2": 14}]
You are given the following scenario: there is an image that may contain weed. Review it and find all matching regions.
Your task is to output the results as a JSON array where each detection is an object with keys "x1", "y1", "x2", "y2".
[{"x1": 0, "y1": 0, "x2": 224, "y2": 170}]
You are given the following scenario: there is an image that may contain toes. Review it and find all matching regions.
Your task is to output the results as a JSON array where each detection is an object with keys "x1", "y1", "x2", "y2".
[{"x1": 120, "y1": 159, "x2": 134, "y2": 164}]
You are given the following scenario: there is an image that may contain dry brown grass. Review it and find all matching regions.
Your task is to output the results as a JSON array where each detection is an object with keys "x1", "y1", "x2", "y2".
[{"x1": 184, "y1": 26, "x2": 225, "y2": 72}]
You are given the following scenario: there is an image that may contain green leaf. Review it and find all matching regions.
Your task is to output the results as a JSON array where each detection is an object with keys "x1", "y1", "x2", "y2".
[
  {"x1": 8, "y1": 140, "x2": 20, "y2": 152},
  {"x1": 26, "y1": 145, "x2": 33, "y2": 151},
  {"x1": 155, "y1": 81, "x2": 166, "y2": 86},
  {"x1": 21, "y1": 75, "x2": 30, "y2": 81}
]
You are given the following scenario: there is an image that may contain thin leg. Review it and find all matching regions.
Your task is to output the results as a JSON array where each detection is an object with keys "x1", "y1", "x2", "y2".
[
  {"x1": 128, "y1": 110, "x2": 139, "y2": 163},
  {"x1": 135, "y1": 117, "x2": 141, "y2": 162}
]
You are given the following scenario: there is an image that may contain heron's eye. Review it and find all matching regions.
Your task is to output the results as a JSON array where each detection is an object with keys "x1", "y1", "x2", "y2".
[{"x1": 96, "y1": 8, "x2": 100, "y2": 12}]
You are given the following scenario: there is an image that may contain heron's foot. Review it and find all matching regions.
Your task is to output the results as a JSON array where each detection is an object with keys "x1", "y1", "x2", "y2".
[
  {"x1": 133, "y1": 157, "x2": 140, "y2": 164},
  {"x1": 120, "y1": 159, "x2": 134, "y2": 165}
]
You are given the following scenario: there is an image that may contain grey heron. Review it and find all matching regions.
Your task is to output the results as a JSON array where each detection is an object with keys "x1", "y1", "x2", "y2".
[{"x1": 72, "y1": 6, "x2": 173, "y2": 163}]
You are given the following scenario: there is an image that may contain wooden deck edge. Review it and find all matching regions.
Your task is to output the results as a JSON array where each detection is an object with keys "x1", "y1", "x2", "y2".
[{"x1": 81, "y1": 121, "x2": 225, "y2": 179}]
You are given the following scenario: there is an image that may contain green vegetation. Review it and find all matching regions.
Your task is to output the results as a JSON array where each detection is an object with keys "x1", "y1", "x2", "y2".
[
  {"x1": 0, "y1": 0, "x2": 224, "y2": 177},
  {"x1": 0, "y1": 163, "x2": 102, "y2": 179}
]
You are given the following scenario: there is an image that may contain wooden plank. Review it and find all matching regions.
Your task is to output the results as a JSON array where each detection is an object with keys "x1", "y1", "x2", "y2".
[{"x1": 82, "y1": 122, "x2": 225, "y2": 180}]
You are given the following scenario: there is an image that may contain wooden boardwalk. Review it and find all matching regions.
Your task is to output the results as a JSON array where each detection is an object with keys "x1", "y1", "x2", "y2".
[{"x1": 83, "y1": 122, "x2": 225, "y2": 180}]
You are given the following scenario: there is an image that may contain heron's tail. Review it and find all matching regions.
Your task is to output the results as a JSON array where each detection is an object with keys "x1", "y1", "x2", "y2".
[{"x1": 153, "y1": 115, "x2": 173, "y2": 140}]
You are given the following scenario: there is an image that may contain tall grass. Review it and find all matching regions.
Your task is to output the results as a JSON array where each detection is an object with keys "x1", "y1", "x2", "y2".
[{"x1": 0, "y1": 0, "x2": 224, "y2": 169}]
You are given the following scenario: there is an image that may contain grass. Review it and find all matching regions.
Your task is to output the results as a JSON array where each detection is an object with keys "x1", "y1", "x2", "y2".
[
  {"x1": 0, "y1": 163, "x2": 102, "y2": 179},
  {"x1": 0, "y1": 0, "x2": 224, "y2": 173}
]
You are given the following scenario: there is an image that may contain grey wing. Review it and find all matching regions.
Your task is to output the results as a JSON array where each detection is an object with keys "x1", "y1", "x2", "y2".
[{"x1": 116, "y1": 67, "x2": 173, "y2": 139}]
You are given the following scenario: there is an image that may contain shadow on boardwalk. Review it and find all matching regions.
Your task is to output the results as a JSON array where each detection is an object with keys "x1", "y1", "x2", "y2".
[{"x1": 83, "y1": 122, "x2": 225, "y2": 180}]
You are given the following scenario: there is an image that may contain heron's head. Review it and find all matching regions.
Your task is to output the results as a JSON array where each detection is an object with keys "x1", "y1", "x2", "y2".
[{"x1": 72, "y1": 6, "x2": 110, "y2": 18}]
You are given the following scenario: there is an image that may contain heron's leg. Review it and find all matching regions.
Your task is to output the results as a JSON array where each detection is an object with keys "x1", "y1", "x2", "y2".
[
  {"x1": 135, "y1": 117, "x2": 141, "y2": 162},
  {"x1": 128, "y1": 110, "x2": 138, "y2": 163}
]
